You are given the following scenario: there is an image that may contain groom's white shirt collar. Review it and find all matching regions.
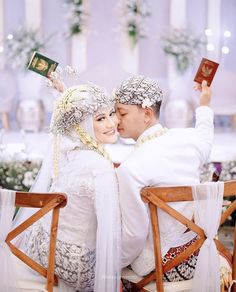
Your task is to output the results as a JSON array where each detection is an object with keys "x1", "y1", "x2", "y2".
[{"x1": 136, "y1": 123, "x2": 163, "y2": 143}]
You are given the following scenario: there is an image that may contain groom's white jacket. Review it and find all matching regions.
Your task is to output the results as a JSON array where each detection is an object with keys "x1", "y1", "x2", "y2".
[{"x1": 116, "y1": 106, "x2": 214, "y2": 276}]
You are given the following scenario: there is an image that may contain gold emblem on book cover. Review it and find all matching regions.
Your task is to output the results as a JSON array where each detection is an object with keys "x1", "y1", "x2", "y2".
[
  {"x1": 32, "y1": 57, "x2": 49, "y2": 72},
  {"x1": 201, "y1": 65, "x2": 213, "y2": 77}
]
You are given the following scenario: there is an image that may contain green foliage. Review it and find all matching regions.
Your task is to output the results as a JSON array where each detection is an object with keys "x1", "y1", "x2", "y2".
[
  {"x1": 65, "y1": 0, "x2": 86, "y2": 37},
  {"x1": 123, "y1": 0, "x2": 150, "y2": 46}
]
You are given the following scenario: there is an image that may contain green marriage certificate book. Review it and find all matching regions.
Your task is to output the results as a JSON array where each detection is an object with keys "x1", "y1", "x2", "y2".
[{"x1": 27, "y1": 51, "x2": 59, "y2": 78}]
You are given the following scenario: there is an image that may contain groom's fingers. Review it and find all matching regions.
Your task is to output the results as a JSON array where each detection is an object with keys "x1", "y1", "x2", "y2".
[{"x1": 199, "y1": 80, "x2": 211, "y2": 106}]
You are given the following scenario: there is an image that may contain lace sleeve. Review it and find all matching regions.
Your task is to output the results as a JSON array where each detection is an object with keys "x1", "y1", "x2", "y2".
[{"x1": 51, "y1": 170, "x2": 96, "y2": 200}]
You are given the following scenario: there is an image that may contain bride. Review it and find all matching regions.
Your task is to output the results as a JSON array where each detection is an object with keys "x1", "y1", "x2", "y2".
[{"x1": 15, "y1": 83, "x2": 121, "y2": 292}]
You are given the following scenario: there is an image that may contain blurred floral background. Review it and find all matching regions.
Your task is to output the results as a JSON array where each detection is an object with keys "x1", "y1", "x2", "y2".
[
  {"x1": 162, "y1": 28, "x2": 205, "y2": 74},
  {"x1": 0, "y1": 158, "x2": 41, "y2": 191}
]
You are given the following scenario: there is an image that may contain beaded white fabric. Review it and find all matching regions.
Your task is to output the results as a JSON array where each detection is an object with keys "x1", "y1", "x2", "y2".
[{"x1": 114, "y1": 75, "x2": 163, "y2": 108}]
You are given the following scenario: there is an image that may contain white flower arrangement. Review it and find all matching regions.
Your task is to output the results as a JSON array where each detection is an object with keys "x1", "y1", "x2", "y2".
[
  {"x1": 121, "y1": 0, "x2": 150, "y2": 46},
  {"x1": 0, "y1": 160, "x2": 41, "y2": 191},
  {"x1": 162, "y1": 28, "x2": 205, "y2": 74},
  {"x1": 220, "y1": 160, "x2": 236, "y2": 181},
  {"x1": 200, "y1": 162, "x2": 216, "y2": 183},
  {"x1": 200, "y1": 160, "x2": 236, "y2": 183},
  {"x1": 200, "y1": 161, "x2": 236, "y2": 226},
  {"x1": 64, "y1": 0, "x2": 87, "y2": 37},
  {"x1": 219, "y1": 160, "x2": 236, "y2": 226},
  {"x1": 4, "y1": 27, "x2": 45, "y2": 71}
]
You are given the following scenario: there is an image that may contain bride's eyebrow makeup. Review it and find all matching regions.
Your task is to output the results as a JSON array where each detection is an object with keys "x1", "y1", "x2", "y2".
[
  {"x1": 94, "y1": 112, "x2": 105, "y2": 118},
  {"x1": 94, "y1": 107, "x2": 115, "y2": 118}
]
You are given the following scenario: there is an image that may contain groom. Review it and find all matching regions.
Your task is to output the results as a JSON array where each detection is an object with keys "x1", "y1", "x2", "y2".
[{"x1": 114, "y1": 75, "x2": 214, "y2": 276}]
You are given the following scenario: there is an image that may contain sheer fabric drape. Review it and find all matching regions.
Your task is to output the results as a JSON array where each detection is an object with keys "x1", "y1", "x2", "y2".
[
  {"x1": 94, "y1": 170, "x2": 121, "y2": 292},
  {"x1": 192, "y1": 182, "x2": 224, "y2": 292},
  {"x1": 0, "y1": 189, "x2": 19, "y2": 292},
  {"x1": 13, "y1": 135, "x2": 53, "y2": 232}
]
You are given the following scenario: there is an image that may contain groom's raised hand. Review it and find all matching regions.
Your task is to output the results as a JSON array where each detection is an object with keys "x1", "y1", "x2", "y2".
[{"x1": 194, "y1": 80, "x2": 212, "y2": 107}]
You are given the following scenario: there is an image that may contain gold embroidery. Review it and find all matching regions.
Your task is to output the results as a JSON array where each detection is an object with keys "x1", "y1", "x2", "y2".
[
  {"x1": 202, "y1": 65, "x2": 213, "y2": 77},
  {"x1": 32, "y1": 57, "x2": 38, "y2": 68},
  {"x1": 135, "y1": 127, "x2": 168, "y2": 148},
  {"x1": 35, "y1": 59, "x2": 49, "y2": 71}
]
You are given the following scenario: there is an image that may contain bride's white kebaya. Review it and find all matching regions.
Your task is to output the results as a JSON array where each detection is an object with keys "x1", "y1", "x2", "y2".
[{"x1": 23, "y1": 83, "x2": 121, "y2": 292}]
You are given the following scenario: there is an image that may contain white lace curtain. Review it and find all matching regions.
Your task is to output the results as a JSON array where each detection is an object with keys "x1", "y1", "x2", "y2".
[
  {"x1": 192, "y1": 182, "x2": 224, "y2": 292},
  {"x1": 0, "y1": 189, "x2": 19, "y2": 292}
]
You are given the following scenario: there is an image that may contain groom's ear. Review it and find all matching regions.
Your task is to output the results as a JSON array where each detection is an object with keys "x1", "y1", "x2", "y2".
[{"x1": 144, "y1": 107, "x2": 154, "y2": 123}]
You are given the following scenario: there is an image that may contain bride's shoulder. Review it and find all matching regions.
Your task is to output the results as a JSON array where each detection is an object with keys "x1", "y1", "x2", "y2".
[
  {"x1": 89, "y1": 151, "x2": 113, "y2": 169},
  {"x1": 69, "y1": 149, "x2": 113, "y2": 171}
]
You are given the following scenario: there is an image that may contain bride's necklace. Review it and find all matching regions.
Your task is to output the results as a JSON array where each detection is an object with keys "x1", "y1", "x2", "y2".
[{"x1": 135, "y1": 127, "x2": 168, "y2": 148}]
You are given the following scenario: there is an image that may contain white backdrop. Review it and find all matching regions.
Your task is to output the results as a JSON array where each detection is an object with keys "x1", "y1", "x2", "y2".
[{"x1": 0, "y1": 0, "x2": 235, "y2": 125}]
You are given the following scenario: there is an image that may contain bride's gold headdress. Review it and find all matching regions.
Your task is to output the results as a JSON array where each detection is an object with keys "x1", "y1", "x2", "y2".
[
  {"x1": 51, "y1": 83, "x2": 114, "y2": 178},
  {"x1": 51, "y1": 83, "x2": 114, "y2": 135}
]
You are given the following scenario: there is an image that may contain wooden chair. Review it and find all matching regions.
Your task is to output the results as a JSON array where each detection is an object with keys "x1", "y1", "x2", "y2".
[
  {"x1": 5, "y1": 191, "x2": 67, "y2": 292},
  {"x1": 122, "y1": 180, "x2": 236, "y2": 292}
]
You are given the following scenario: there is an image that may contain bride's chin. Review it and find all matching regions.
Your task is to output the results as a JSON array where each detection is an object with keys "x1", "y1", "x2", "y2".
[{"x1": 104, "y1": 134, "x2": 118, "y2": 144}]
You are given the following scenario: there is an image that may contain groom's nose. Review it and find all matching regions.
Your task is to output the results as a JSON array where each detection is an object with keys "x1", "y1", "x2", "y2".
[
  {"x1": 116, "y1": 116, "x2": 121, "y2": 125},
  {"x1": 114, "y1": 111, "x2": 120, "y2": 121}
]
